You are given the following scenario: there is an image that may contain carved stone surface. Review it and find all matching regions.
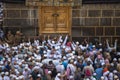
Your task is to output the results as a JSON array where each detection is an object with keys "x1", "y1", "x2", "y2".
[
  {"x1": 85, "y1": 18, "x2": 99, "y2": 26},
  {"x1": 100, "y1": 18, "x2": 111, "y2": 26},
  {"x1": 102, "y1": 10, "x2": 114, "y2": 17},
  {"x1": 21, "y1": 10, "x2": 28, "y2": 18},
  {"x1": 88, "y1": 10, "x2": 101, "y2": 17},
  {"x1": 72, "y1": 18, "x2": 80, "y2": 26},
  {"x1": 80, "y1": 10, "x2": 87, "y2": 17},
  {"x1": 7, "y1": 10, "x2": 20, "y2": 18},
  {"x1": 113, "y1": 18, "x2": 120, "y2": 26},
  {"x1": 81, "y1": 27, "x2": 95, "y2": 36},
  {"x1": 115, "y1": 10, "x2": 120, "y2": 17},
  {"x1": 72, "y1": 10, "x2": 80, "y2": 17},
  {"x1": 105, "y1": 27, "x2": 115, "y2": 36},
  {"x1": 96, "y1": 27, "x2": 103, "y2": 36},
  {"x1": 116, "y1": 27, "x2": 120, "y2": 35}
]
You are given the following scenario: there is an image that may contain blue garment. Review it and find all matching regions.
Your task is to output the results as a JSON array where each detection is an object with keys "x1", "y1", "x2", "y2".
[
  {"x1": 5, "y1": 64, "x2": 11, "y2": 71},
  {"x1": 62, "y1": 60, "x2": 68, "y2": 70},
  {"x1": 95, "y1": 68, "x2": 103, "y2": 80},
  {"x1": 83, "y1": 62, "x2": 87, "y2": 67}
]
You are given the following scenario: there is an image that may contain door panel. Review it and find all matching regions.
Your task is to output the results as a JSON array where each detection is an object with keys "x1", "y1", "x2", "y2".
[{"x1": 39, "y1": 6, "x2": 71, "y2": 34}]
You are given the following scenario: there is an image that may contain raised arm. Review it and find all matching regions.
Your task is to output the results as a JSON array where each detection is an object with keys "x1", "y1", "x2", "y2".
[
  {"x1": 114, "y1": 39, "x2": 118, "y2": 49},
  {"x1": 106, "y1": 39, "x2": 110, "y2": 49},
  {"x1": 56, "y1": 35, "x2": 62, "y2": 45},
  {"x1": 71, "y1": 41, "x2": 76, "y2": 50},
  {"x1": 47, "y1": 35, "x2": 53, "y2": 46},
  {"x1": 62, "y1": 35, "x2": 68, "y2": 46}
]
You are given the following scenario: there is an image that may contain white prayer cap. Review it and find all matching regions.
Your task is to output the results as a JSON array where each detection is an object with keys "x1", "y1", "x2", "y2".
[
  {"x1": 16, "y1": 77, "x2": 19, "y2": 80},
  {"x1": 39, "y1": 63, "x2": 43, "y2": 67},
  {"x1": 25, "y1": 67, "x2": 28, "y2": 70},
  {"x1": 60, "y1": 39, "x2": 63, "y2": 42},
  {"x1": 69, "y1": 75, "x2": 74, "y2": 79},
  {"x1": 32, "y1": 60, "x2": 35, "y2": 63},
  {"x1": 5, "y1": 72, "x2": 9, "y2": 75},
  {"x1": 72, "y1": 51, "x2": 75, "y2": 54},
  {"x1": 25, "y1": 64, "x2": 29, "y2": 67},
  {"x1": 18, "y1": 62, "x2": 22, "y2": 65},
  {"x1": 68, "y1": 57, "x2": 72, "y2": 60},
  {"x1": 1, "y1": 72, "x2": 4, "y2": 75},
  {"x1": 28, "y1": 58, "x2": 31, "y2": 61},
  {"x1": 101, "y1": 62, "x2": 105, "y2": 66},
  {"x1": 19, "y1": 75, "x2": 24, "y2": 79},
  {"x1": 28, "y1": 51, "x2": 32, "y2": 55},
  {"x1": 74, "y1": 61, "x2": 77, "y2": 65},
  {"x1": 57, "y1": 73, "x2": 61, "y2": 77},
  {"x1": 113, "y1": 58, "x2": 117, "y2": 61},
  {"x1": 62, "y1": 46, "x2": 66, "y2": 49},
  {"x1": 92, "y1": 45, "x2": 95, "y2": 47},
  {"x1": 93, "y1": 73, "x2": 97, "y2": 76},
  {"x1": 103, "y1": 71, "x2": 109, "y2": 76},
  {"x1": 43, "y1": 51, "x2": 47, "y2": 54},
  {"x1": 111, "y1": 63, "x2": 114, "y2": 66},
  {"x1": 117, "y1": 52, "x2": 120, "y2": 56},
  {"x1": 86, "y1": 78, "x2": 90, "y2": 80},
  {"x1": 29, "y1": 75, "x2": 32, "y2": 78},
  {"x1": 87, "y1": 58, "x2": 91, "y2": 61},
  {"x1": 63, "y1": 56, "x2": 67, "y2": 59},
  {"x1": 55, "y1": 47, "x2": 58, "y2": 50},
  {"x1": 48, "y1": 71, "x2": 52, "y2": 74},
  {"x1": 31, "y1": 57, "x2": 35, "y2": 59},
  {"x1": 99, "y1": 49, "x2": 102, "y2": 52},
  {"x1": 52, "y1": 41, "x2": 55, "y2": 44},
  {"x1": 70, "y1": 53, "x2": 73, "y2": 56},
  {"x1": 77, "y1": 56, "x2": 81, "y2": 59},
  {"x1": 113, "y1": 70, "x2": 118, "y2": 73},
  {"x1": 24, "y1": 54, "x2": 27, "y2": 57},
  {"x1": 114, "y1": 75, "x2": 118, "y2": 79},
  {"x1": 21, "y1": 60, "x2": 24, "y2": 62},
  {"x1": 76, "y1": 41, "x2": 79, "y2": 45},
  {"x1": 101, "y1": 76, "x2": 104, "y2": 79},
  {"x1": 6, "y1": 48, "x2": 10, "y2": 51},
  {"x1": 37, "y1": 74, "x2": 41, "y2": 77},
  {"x1": 70, "y1": 60, "x2": 74, "y2": 63},
  {"x1": 57, "y1": 46, "x2": 60, "y2": 49},
  {"x1": 0, "y1": 61, "x2": 3, "y2": 64},
  {"x1": 47, "y1": 50, "x2": 51, "y2": 53},
  {"x1": 44, "y1": 54, "x2": 47, "y2": 57},
  {"x1": 33, "y1": 66, "x2": 39, "y2": 70},
  {"x1": 72, "y1": 56, "x2": 75, "y2": 59},
  {"x1": 99, "y1": 43, "x2": 102, "y2": 46},
  {"x1": 8, "y1": 58, "x2": 11, "y2": 62}
]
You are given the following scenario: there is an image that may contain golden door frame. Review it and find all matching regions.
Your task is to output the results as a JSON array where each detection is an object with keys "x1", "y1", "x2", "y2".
[{"x1": 38, "y1": 6, "x2": 72, "y2": 35}]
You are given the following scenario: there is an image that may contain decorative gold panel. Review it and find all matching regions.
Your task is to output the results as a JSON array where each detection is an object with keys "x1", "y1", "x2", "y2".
[{"x1": 39, "y1": 6, "x2": 71, "y2": 35}]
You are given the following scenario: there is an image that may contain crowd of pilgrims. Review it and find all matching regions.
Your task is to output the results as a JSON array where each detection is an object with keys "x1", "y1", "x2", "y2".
[{"x1": 0, "y1": 30, "x2": 120, "y2": 80}]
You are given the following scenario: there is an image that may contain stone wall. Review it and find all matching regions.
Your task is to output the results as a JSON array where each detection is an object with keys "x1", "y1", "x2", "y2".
[
  {"x1": 3, "y1": 3, "x2": 120, "y2": 44},
  {"x1": 72, "y1": 4, "x2": 120, "y2": 44},
  {"x1": 3, "y1": 3, "x2": 38, "y2": 36}
]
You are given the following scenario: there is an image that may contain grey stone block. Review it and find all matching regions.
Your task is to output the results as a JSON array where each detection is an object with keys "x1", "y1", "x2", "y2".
[
  {"x1": 72, "y1": 10, "x2": 80, "y2": 17},
  {"x1": 102, "y1": 10, "x2": 114, "y2": 17},
  {"x1": 85, "y1": 18, "x2": 99, "y2": 26},
  {"x1": 100, "y1": 18, "x2": 111, "y2": 26},
  {"x1": 72, "y1": 18, "x2": 80, "y2": 26},
  {"x1": 81, "y1": 27, "x2": 95, "y2": 36},
  {"x1": 105, "y1": 27, "x2": 115, "y2": 36},
  {"x1": 96, "y1": 27, "x2": 103, "y2": 36},
  {"x1": 115, "y1": 10, "x2": 120, "y2": 17},
  {"x1": 88, "y1": 10, "x2": 101, "y2": 17},
  {"x1": 116, "y1": 27, "x2": 120, "y2": 35},
  {"x1": 113, "y1": 18, "x2": 120, "y2": 26},
  {"x1": 7, "y1": 10, "x2": 20, "y2": 18}
]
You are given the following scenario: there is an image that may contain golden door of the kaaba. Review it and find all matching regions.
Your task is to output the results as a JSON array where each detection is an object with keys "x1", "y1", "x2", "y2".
[{"x1": 39, "y1": 6, "x2": 71, "y2": 35}]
